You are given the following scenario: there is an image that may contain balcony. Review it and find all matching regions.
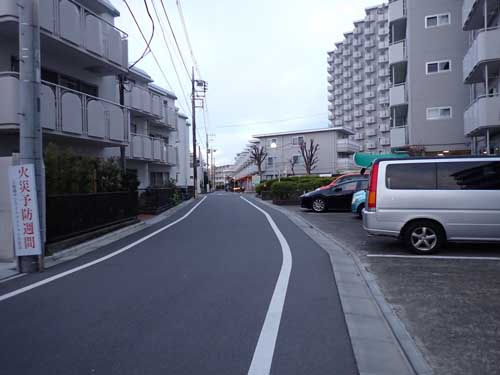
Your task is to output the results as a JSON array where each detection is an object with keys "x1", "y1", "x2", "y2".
[
  {"x1": 328, "y1": 85, "x2": 334, "y2": 92},
  {"x1": 378, "y1": 68, "x2": 390, "y2": 76},
  {"x1": 0, "y1": 72, "x2": 128, "y2": 145},
  {"x1": 365, "y1": 78, "x2": 376, "y2": 86},
  {"x1": 378, "y1": 40, "x2": 389, "y2": 49},
  {"x1": 329, "y1": 114, "x2": 335, "y2": 120},
  {"x1": 366, "y1": 53, "x2": 375, "y2": 60},
  {"x1": 327, "y1": 55, "x2": 334, "y2": 63},
  {"x1": 334, "y1": 89, "x2": 343, "y2": 95},
  {"x1": 343, "y1": 104, "x2": 353, "y2": 111},
  {"x1": 390, "y1": 83, "x2": 408, "y2": 106},
  {"x1": 354, "y1": 98, "x2": 363, "y2": 105},
  {"x1": 334, "y1": 99, "x2": 343, "y2": 105},
  {"x1": 0, "y1": 0, "x2": 128, "y2": 74},
  {"x1": 365, "y1": 91, "x2": 376, "y2": 99},
  {"x1": 353, "y1": 39, "x2": 362, "y2": 47},
  {"x1": 353, "y1": 62, "x2": 363, "y2": 70},
  {"x1": 344, "y1": 115, "x2": 353, "y2": 122},
  {"x1": 380, "y1": 124, "x2": 391, "y2": 132},
  {"x1": 389, "y1": 40, "x2": 407, "y2": 64},
  {"x1": 353, "y1": 74, "x2": 362, "y2": 82},
  {"x1": 463, "y1": 27, "x2": 500, "y2": 83},
  {"x1": 379, "y1": 109, "x2": 390, "y2": 118},
  {"x1": 334, "y1": 109, "x2": 343, "y2": 116},
  {"x1": 355, "y1": 133, "x2": 364, "y2": 140},
  {"x1": 336, "y1": 158, "x2": 358, "y2": 171},
  {"x1": 353, "y1": 51, "x2": 363, "y2": 59},
  {"x1": 366, "y1": 116, "x2": 376, "y2": 124},
  {"x1": 128, "y1": 134, "x2": 176, "y2": 165},
  {"x1": 378, "y1": 27, "x2": 389, "y2": 36},
  {"x1": 365, "y1": 27, "x2": 376, "y2": 35},
  {"x1": 378, "y1": 56, "x2": 389, "y2": 64},
  {"x1": 379, "y1": 95, "x2": 390, "y2": 104},
  {"x1": 334, "y1": 119, "x2": 343, "y2": 126},
  {"x1": 354, "y1": 110, "x2": 363, "y2": 117},
  {"x1": 365, "y1": 65, "x2": 375, "y2": 73},
  {"x1": 378, "y1": 82, "x2": 391, "y2": 91},
  {"x1": 354, "y1": 86, "x2": 363, "y2": 94},
  {"x1": 389, "y1": 0, "x2": 406, "y2": 22},
  {"x1": 327, "y1": 66, "x2": 334, "y2": 73},
  {"x1": 464, "y1": 94, "x2": 500, "y2": 136},
  {"x1": 343, "y1": 82, "x2": 353, "y2": 89},
  {"x1": 365, "y1": 40, "x2": 376, "y2": 49},
  {"x1": 390, "y1": 126, "x2": 407, "y2": 147},
  {"x1": 328, "y1": 104, "x2": 333, "y2": 111},
  {"x1": 366, "y1": 128, "x2": 377, "y2": 137},
  {"x1": 327, "y1": 76, "x2": 334, "y2": 83},
  {"x1": 343, "y1": 60, "x2": 352, "y2": 67},
  {"x1": 365, "y1": 104, "x2": 376, "y2": 111},
  {"x1": 354, "y1": 121, "x2": 364, "y2": 129},
  {"x1": 336, "y1": 139, "x2": 362, "y2": 153},
  {"x1": 366, "y1": 142, "x2": 377, "y2": 149},
  {"x1": 378, "y1": 13, "x2": 388, "y2": 22},
  {"x1": 380, "y1": 137, "x2": 391, "y2": 146}
]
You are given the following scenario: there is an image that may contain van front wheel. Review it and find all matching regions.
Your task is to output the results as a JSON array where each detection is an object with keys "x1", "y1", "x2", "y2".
[{"x1": 403, "y1": 221, "x2": 445, "y2": 255}]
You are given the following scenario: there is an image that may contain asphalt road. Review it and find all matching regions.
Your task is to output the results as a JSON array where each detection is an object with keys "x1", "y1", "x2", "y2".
[
  {"x1": 0, "y1": 193, "x2": 357, "y2": 375},
  {"x1": 286, "y1": 206, "x2": 500, "y2": 375}
]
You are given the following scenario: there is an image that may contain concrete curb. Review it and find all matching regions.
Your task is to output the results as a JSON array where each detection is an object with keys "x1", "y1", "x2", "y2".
[
  {"x1": 256, "y1": 198, "x2": 433, "y2": 375},
  {"x1": 42, "y1": 198, "x2": 196, "y2": 269}
]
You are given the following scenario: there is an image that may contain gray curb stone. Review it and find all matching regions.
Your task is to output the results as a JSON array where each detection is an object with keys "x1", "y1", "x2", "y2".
[{"x1": 256, "y1": 198, "x2": 433, "y2": 375}]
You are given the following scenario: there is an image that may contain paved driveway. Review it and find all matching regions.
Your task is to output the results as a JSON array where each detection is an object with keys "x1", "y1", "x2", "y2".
[{"x1": 285, "y1": 205, "x2": 500, "y2": 375}]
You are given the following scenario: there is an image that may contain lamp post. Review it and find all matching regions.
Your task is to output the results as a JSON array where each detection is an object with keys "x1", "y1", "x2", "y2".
[{"x1": 270, "y1": 141, "x2": 279, "y2": 181}]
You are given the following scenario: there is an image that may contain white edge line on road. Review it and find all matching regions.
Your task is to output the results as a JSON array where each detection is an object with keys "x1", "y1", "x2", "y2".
[
  {"x1": 367, "y1": 254, "x2": 500, "y2": 261},
  {"x1": 0, "y1": 273, "x2": 26, "y2": 285},
  {"x1": 240, "y1": 196, "x2": 292, "y2": 375},
  {"x1": 0, "y1": 196, "x2": 207, "y2": 303}
]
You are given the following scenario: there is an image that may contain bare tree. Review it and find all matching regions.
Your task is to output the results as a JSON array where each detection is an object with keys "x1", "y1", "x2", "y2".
[
  {"x1": 249, "y1": 145, "x2": 268, "y2": 179},
  {"x1": 299, "y1": 139, "x2": 319, "y2": 175},
  {"x1": 289, "y1": 157, "x2": 298, "y2": 176}
]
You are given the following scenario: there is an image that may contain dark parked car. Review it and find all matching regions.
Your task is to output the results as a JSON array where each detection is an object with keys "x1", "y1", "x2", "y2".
[{"x1": 301, "y1": 179, "x2": 368, "y2": 212}]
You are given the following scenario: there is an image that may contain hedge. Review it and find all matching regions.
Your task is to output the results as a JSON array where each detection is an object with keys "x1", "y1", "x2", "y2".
[{"x1": 257, "y1": 175, "x2": 338, "y2": 196}]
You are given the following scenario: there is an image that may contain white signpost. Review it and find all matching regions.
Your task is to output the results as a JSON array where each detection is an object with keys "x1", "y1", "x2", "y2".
[{"x1": 8, "y1": 164, "x2": 42, "y2": 256}]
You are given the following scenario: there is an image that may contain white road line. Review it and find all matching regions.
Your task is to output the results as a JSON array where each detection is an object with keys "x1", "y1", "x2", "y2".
[
  {"x1": 0, "y1": 273, "x2": 26, "y2": 285},
  {"x1": 367, "y1": 254, "x2": 500, "y2": 261},
  {"x1": 240, "y1": 196, "x2": 292, "y2": 375},
  {"x1": 0, "y1": 197, "x2": 207, "y2": 303}
]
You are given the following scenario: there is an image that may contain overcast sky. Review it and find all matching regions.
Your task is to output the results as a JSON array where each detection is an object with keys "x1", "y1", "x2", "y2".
[{"x1": 112, "y1": 0, "x2": 382, "y2": 165}]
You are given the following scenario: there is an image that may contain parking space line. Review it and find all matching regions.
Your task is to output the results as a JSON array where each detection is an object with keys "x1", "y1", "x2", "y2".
[{"x1": 367, "y1": 254, "x2": 500, "y2": 261}]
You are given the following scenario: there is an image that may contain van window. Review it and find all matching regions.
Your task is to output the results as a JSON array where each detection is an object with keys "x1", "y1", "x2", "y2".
[
  {"x1": 386, "y1": 163, "x2": 436, "y2": 189},
  {"x1": 437, "y1": 161, "x2": 500, "y2": 190}
]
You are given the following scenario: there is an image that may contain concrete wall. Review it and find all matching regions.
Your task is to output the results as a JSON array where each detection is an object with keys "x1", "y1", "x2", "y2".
[
  {"x1": 407, "y1": 0, "x2": 469, "y2": 151},
  {"x1": 0, "y1": 157, "x2": 14, "y2": 261}
]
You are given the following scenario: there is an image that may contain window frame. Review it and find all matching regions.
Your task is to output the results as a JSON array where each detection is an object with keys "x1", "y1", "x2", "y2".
[
  {"x1": 426, "y1": 60, "x2": 451, "y2": 75},
  {"x1": 292, "y1": 136, "x2": 304, "y2": 145},
  {"x1": 425, "y1": 13, "x2": 451, "y2": 29},
  {"x1": 426, "y1": 106, "x2": 453, "y2": 121}
]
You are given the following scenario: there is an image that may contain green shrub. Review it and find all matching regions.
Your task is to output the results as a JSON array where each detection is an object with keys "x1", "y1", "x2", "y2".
[{"x1": 271, "y1": 181, "x2": 298, "y2": 200}]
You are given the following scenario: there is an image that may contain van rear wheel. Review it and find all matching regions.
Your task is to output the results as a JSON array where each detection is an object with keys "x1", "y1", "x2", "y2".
[{"x1": 403, "y1": 221, "x2": 445, "y2": 255}]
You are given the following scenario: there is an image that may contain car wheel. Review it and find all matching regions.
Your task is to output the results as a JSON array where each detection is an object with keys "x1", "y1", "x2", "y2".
[
  {"x1": 403, "y1": 221, "x2": 445, "y2": 255},
  {"x1": 312, "y1": 198, "x2": 326, "y2": 213},
  {"x1": 357, "y1": 204, "x2": 365, "y2": 219}
]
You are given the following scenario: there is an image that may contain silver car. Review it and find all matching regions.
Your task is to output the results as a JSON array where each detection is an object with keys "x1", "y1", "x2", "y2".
[{"x1": 363, "y1": 156, "x2": 500, "y2": 254}]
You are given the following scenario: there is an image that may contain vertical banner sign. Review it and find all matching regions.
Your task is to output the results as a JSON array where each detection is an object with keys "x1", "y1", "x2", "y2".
[{"x1": 8, "y1": 164, "x2": 42, "y2": 256}]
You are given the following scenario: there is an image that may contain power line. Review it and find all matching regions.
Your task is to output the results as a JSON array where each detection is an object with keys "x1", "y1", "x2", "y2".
[
  {"x1": 125, "y1": 0, "x2": 155, "y2": 69},
  {"x1": 150, "y1": 0, "x2": 191, "y2": 115},
  {"x1": 158, "y1": 0, "x2": 191, "y2": 79},
  {"x1": 176, "y1": 0, "x2": 201, "y2": 78},
  {"x1": 216, "y1": 113, "x2": 327, "y2": 129}
]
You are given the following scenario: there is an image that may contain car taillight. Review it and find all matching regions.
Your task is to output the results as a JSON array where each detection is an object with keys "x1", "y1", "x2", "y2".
[{"x1": 367, "y1": 162, "x2": 379, "y2": 209}]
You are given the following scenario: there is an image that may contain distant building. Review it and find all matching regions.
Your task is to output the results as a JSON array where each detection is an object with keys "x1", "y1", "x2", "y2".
[{"x1": 214, "y1": 164, "x2": 234, "y2": 189}]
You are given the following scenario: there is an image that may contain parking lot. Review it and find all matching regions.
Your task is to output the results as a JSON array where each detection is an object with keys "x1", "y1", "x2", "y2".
[{"x1": 284, "y1": 205, "x2": 500, "y2": 375}]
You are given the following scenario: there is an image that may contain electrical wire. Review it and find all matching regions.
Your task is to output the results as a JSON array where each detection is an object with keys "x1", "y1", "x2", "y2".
[
  {"x1": 150, "y1": 0, "x2": 191, "y2": 115},
  {"x1": 216, "y1": 113, "x2": 328, "y2": 129},
  {"x1": 125, "y1": 0, "x2": 155, "y2": 69},
  {"x1": 158, "y1": 0, "x2": 191, "y2": 80},
  {"x1": 176, "y1": 0, "x2": 201, "y2": 79}
]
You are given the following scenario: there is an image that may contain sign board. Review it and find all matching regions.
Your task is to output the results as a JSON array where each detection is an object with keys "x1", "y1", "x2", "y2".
[
  {"x1": 8, "y1": 164, "x2": 42, "y2": 256},
  {"x1": 251, "y1": 175, "x2": 261, "y2": 186}
]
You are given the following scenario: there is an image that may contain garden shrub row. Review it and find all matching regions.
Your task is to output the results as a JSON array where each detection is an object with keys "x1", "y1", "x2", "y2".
[{"x1": 257, "y1": 175, "x2": 339, "y2": 201}]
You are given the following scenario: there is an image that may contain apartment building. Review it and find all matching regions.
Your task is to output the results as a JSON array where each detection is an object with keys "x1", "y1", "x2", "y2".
[
  {"x1": 253, "y1": 127, "x2": 359, "y2": 180},
  {"x1": 388, "y1": 0, "x2": 469, "y2": 154},
  {"x1": 214, "y1": 164, "x2": 234, "y2": 189},
  {"x1": 0, "y1": 0, "x2": 191, "y2": 189},
  {"x1": 462, "y1": 0, "x2": 500, "y2": 154},
  {"x1": 327, "y1": 4, "x2": 392, "y2": 154}
]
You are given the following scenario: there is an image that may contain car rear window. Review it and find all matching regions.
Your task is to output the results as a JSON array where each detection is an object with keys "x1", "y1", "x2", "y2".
[
  {"x1": 386, "y1": 163, "x2": 436, "y2": 189},
  {"x1": 386, "y1": 160, "x2": 500, "y2": 190}
]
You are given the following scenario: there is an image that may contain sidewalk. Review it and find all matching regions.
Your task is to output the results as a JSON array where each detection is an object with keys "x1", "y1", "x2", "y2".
[{"x1": 0, "y1": 261, "x2": 17, "y2": 281}]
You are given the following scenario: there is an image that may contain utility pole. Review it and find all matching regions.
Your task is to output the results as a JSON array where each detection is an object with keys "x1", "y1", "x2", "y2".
[
  {"x1": 191, "y1": 67, "x2": 197, "y2": 198},
  {"x1": 206, "y1": 133, "x2": 210, "y2": 192},
  {"x1": 19, "y1": 0, "x2": 44, "y2": 273},
  {"x1": 211, "y1": 148, "x2": 216, "y2": 190},
  {"x1": 191, "y1": 67, "x2": 208, "y2": 197}
]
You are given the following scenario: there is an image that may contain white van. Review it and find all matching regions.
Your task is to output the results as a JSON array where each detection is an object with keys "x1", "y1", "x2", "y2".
[{"x1": 363, "y1": 156, "x2": 500, "y2": 254}]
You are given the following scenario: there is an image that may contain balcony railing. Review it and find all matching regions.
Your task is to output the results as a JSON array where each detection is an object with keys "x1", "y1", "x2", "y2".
[
  {"x1": 463, "y1": 27, "x2": 500, "y2": 82},
  {"x1": 389, "y1": 40, "x2": 407, "y2": 64},
  {"x1": 336, "y1": 139, "x2": 362, "y2": 153},
  {"x1": 462, "y1": 0, "x2": 480, "y2": 29},
  {"x1": 388, "y1": 0, "x2": 406, "y2": 22},
  {"x1": 390, "y1": 83, "x2": 408, "y2": 106},
  {"x1": 0, "y1": 72, "x2": 128, "y2": 144},
  {"x1": 1, "y1": 0, "x2": 128, "y2": 71},
  {"x1": 128, "y1": 133, "x2": 177, "y2": 165},
  {"x1": 464, "y1": 93, "x2": 500, "y2": 136}
]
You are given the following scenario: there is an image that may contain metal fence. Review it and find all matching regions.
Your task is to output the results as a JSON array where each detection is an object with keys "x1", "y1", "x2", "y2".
[
  {"x1": 138, "y1": 188, "x2": 192, "y2": 215},
  {"x1": 46, "y1": 191, "x2": 138, "y2": 243}
]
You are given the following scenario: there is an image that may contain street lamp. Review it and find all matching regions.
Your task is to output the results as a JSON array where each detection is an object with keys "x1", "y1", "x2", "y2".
[{"x1": 270, "y1": 141, "x2": 279, "y2": 181}]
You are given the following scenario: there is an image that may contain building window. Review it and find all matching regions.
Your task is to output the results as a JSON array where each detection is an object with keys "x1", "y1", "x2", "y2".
[
  {"x1": 426, "y1": 106, "x2": 452, "y2": 120},
  {"x1": 425, "y1": 13, "x2": 450, "y2": 28},
  {"x1": 270, "y1": 138, "x2": 277, "y2": 147},
  {"x1": 267, "y1": 157, "x2": 274, "y2": 166},
  {"x1": 292, "y1": 136, "x2": 304, "y2": 145},
  {"x1": 292, "y1": 155, "x2": 301, "y2": 164},
  {"x1": 426, "y1": 60, "x2": 451, "y2": 74}
]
